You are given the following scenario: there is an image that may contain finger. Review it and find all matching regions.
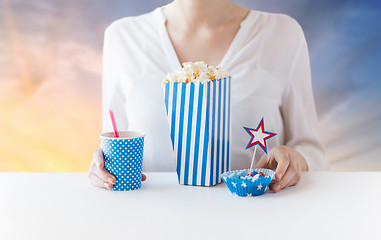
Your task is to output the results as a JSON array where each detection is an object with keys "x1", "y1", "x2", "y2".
[
  {"x1": 142, "y1": 173, "x2": 147, "y2": 181},
  {"x1": 273, "y1": 150, "x2": 291, "y2": 181},
  {"x1": 269, "y1": 182, "x2": 276, "y2": 190},
  {"x1": 273, "y1": 163, "x2": 300, "y2": 193},
  {"x1": 92, "y1": 149, "x2": 116, "y2": 184},
  {"x1": 255, "y1": 154, "x2": 269, "y2": 169},
  {"x1": 255, "y1": 154, "x2": 278, "y2": 170},
  {"x1": 94, "y1": 165, "x2": 116, "y2": 184},
  {"x1": 88, "y1": 172, "x2": 112, "y2": 189},
  {"x1": 93, "y1": 149, "x2": 105, "y2": 169}
]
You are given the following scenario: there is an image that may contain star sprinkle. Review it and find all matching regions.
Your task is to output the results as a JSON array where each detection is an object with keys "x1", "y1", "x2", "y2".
[
  {"x1": 241, "y1": 182, "x2": 247, "y2": 188},
  {"x1": 243, "y1": 118, "x2": 277, "y2": 153},
  {"x1": 257, "y1": 183, "x2": 263, "y2": 190}
]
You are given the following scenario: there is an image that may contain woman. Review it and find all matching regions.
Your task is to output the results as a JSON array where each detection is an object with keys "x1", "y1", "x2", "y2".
[{"x1": 88, "y1": 0, "x2": 328, "y2": 192}]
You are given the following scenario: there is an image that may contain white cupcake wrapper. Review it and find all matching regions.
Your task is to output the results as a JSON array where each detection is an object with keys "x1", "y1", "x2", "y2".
[{"x1": 221, "y1": 168, "x2": 275, "y2": 197}]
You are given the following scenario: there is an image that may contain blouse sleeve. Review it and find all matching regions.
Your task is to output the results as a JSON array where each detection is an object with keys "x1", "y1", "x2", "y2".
[
  {"x1": 280, "y1": 22, "x2": 329, "y2": 171},
  {"x1": 101, "y1": 24, "x2": 129, "y2": 133}
]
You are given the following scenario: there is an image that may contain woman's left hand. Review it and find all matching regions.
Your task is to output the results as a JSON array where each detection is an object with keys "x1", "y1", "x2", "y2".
[{"x1": 255, "y1": 145, "x2": 308, "y2": 193}]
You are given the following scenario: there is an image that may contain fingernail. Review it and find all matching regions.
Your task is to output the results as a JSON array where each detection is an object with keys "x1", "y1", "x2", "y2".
[
  {"x1": 108, "y1": 177, "x2": 114, "y2": 184},
  {"x1": 277, "y1": 173, "x2": 282, "y2": 180},
  {"x1": 104, "y1": 182, "x2": 112, "y2": 189},
  {"x1": 275, "y1": 184, "x2": 281, "y2": 192}
]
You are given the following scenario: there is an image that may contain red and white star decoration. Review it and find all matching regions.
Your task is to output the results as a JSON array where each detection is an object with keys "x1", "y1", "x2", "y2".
[{"x1": 243, "y1": 118, "x2": 277, "y2": 154}]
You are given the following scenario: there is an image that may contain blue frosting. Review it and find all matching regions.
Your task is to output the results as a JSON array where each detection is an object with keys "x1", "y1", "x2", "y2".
[
  {"x1": 229, "y1": 172, "x2": 238, "y2": 179},
  {"x1": 237, "y1": 170, "x2": 247, "y2": 178}
]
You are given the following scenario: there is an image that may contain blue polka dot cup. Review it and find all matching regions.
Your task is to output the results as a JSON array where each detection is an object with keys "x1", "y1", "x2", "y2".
[{"x1": 100, "y1": 131, "x2": 145, "y2": 191}]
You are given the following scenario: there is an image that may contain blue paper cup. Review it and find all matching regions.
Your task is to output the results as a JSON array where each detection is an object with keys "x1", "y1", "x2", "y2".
[
  {"x1": 221, "y1": 168, "x2": 275, "y2": 197},
  {"x1": 100, "y1": 131, "x2": 145, "y2": 191}
]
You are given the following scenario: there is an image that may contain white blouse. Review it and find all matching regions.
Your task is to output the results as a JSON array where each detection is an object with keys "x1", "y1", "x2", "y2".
[{"x1": 101, "y1": 8, "x2": 329, "y2": 172}]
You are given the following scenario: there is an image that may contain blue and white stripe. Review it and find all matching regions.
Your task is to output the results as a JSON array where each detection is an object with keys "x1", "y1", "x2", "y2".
[{"x1": 164, "y1": 77, "x2": 231, "y2": 186}]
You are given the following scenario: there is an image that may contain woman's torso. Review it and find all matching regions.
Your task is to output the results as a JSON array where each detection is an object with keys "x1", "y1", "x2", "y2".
[{"x1": 103, "y1": 8, "x2": 303, "y2": 171}]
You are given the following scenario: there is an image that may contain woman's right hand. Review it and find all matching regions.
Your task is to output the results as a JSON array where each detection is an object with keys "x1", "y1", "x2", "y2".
[{"x1": 88, "y1": 149, "x2": 147, "y2": 189}]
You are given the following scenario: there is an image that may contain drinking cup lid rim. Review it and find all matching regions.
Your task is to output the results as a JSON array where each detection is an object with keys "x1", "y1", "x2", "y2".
[{"x1": 100, "y1": 131, "x2": 146, "y2": 139}]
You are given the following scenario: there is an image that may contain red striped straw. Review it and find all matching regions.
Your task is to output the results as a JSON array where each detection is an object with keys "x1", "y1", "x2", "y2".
[{"x1": 108, "y1": 110, "x2": 119, "y2": 138}]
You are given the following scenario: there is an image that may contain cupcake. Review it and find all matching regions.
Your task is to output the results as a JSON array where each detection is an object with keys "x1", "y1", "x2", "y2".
[{"x1": 221, "y1": 168, "x2": 275, "y2": 197}]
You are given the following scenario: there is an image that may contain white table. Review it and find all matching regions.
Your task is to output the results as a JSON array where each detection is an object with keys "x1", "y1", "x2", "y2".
[{"x1": 0, "y1": 172, "x2": 380, "y2": 240}]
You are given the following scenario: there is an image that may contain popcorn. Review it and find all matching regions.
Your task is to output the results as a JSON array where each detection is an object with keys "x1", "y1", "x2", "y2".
[
  {"x1": 214, "y1": 67, "x2": 229, "y2": 81},
  {"x1": 163, "y1": 61, "x2": 232, "y2": 186},
  {"x1": 163, "y1": 61, "x2": 230, "y2": 84}
]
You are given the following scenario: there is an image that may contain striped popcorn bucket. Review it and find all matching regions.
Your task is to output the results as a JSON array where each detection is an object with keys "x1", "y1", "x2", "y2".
[{"x1": 163, "y1": 77, "x2": 231, "y2": 186}]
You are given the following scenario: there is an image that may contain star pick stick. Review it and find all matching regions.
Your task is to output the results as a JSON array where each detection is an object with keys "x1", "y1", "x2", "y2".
[{"x1": 249, "y1": 145, "x2": 257, "y2": 174}]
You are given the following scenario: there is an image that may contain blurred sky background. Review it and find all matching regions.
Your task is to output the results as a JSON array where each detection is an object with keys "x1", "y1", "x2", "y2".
[{"x1": 0, "y1": 0, "x2": 380, "y2": 172}]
